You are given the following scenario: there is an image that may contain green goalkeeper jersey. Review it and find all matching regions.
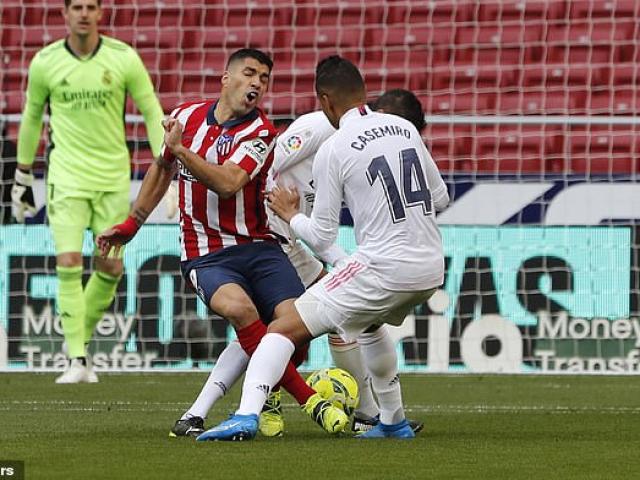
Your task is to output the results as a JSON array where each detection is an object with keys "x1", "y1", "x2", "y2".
[{"x1": 17, "y1": 35, "x2": 164, "y2": 191}]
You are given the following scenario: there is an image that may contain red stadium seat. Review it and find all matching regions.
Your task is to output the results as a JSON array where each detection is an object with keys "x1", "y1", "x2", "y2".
[
  {"x1": 496, "y1": 90, "x2": 585, "y2": 115},
  {"x1": 296, "y1": 4, "x2": 378, "y2": 26},
  {"x1": 520, "y1": 64, "x2": 596, "y2": 88},
  {"x1": 569, "y1": 156, "x2": 636, "y2": 174},
  {"x1": 588, "y1": 90, "x2": 640, "y2": 115},
  {"x1": 262, "y1": 94, "x2": 317, "y2": 116},
  {"x1": 423, "y1": 92, "x2": 491, "y2": 115},
  {"x1": 363, "y1": 70, "x2": 417, "y2": 95},
  {"x1": 0, "y1": 91, "x2": 24, "y2": 114},
  {"x1": 1, "y1": 6, "x2": 24, "y2": 25},
  {"x1": 107, "y1": 27, "x2": 181, "y2": 49},
  {"x1": 158, "y1": 94, "x2": 185, "y2": 114},
  {"x1": 570, "y1": 127, "x2": 639, "y2": 174},
  {"x1": 470, "y1": 125, "x2": 563, "y2": 173},
  {"x1": 270, "y1": 71, "x2": 315, "y2": 95},
  {"x1": 179, "y1": 51, "x2": 229, "y2": 75},
  {"x1": 430, "y1": 65, "x2": 518, "y2": 91},
  {"x1": 478, "y1": 0, "x2": 566, "y2": 21},
  {"x1": 379, "y1": 48, "x2": 443, "y2": 73},
  {"x1": 223, "y1": 5, "x2": 293, "y2": 28},
  {"x1": 1, "y1": 71, "x2": 26, "y2": 94},
  {"x1": 569, "y1": 0, "x2": 639, "y2": 19},
  {"x1": 386, "y1": 1, "x2": 475, "y2": 26},
  {"x1": 185, "y1": 27, "x2": 273, "y2": 51},
  {"x1": 600, "y1": 64, "x2": 640, "y2": 86}
]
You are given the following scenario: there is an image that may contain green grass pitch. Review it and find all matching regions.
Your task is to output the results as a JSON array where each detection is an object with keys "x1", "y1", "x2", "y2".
[{"x1": 0, "y1": 373, "x2": 639, "y2": 479}]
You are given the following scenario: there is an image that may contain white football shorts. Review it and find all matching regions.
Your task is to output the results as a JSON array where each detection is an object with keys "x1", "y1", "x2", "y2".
[{"x1": 295, "y1": 258, "x2": 435, "y2": 342}]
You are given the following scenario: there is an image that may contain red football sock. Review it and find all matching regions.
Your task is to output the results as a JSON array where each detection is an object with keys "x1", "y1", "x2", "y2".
[
  {"x1": 291, "y1": 343, "x2": 310, "y2": 367},
  {"x1": 278, "y1": 362, "x2": 315, "y2": 405},
  {"x1": 236, "y1": 320, "x2": 315, "y2": 405},
  {"x1": 236, "y1": 319, "x2": 267, "y2": 355}
]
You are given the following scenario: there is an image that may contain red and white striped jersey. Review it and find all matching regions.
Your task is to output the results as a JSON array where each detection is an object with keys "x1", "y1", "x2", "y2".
[{"x1": 163, "y1": 100, "x2": 279, "y2": 260}]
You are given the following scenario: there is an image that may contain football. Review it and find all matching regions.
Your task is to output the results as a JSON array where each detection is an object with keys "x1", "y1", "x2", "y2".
[{"x1": 306, "y1": 368, "x2": 359, "y2": 416}]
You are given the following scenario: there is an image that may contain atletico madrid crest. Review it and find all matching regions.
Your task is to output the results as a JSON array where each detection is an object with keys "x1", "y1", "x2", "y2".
[{"x1": 216, "y1": 133, "x2": 235, "y2": 156}]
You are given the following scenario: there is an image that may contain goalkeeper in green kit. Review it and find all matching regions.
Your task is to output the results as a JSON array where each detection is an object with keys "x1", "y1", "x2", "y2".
[{"x1": 13, "y1": 0, "x2": 164, "y2": 383}]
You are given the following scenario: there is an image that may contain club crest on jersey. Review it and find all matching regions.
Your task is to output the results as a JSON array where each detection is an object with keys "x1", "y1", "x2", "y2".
[
  {"x1": 216, "y1": 133, "x2": 235, "y2": 156},
  {"x1": 102, "y1": 69, "x2": 112, "y2": 85}
]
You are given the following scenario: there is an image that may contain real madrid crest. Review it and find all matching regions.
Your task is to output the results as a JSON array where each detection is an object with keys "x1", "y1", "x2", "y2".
[{"x1": 102, "y1": 69, "x2": 112, "y2": 85}]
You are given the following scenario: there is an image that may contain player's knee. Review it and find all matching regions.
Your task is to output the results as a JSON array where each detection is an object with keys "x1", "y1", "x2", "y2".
[
  {"x1": 266, "y1": 317, "x2": 310, "y2": 347},
  {"x1": 56, "y1": 252, "x2": 82, "y2": 268},
  {"x1": 218, "y1": 299, "x2": 259, "y2": 327}
]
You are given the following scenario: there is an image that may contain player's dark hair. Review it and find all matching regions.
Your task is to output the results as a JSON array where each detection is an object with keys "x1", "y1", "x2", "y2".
[
  {"x1": 373, "y1": 89, "x2": 426, "y2": 132},
  {"x1": 226, "y1": 48, "x2": 273, "y2": 72},
  {"x1": 315, "y1": 55, "x2": 365, "y2": 98},
  {"x1": 65, "y1": 0, "x2": 102, "y2": 6}
]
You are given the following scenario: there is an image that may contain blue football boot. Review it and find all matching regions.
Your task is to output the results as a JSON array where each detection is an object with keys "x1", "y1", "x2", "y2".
[
  {"x1": 355, "y1": 418, "x2": 416, "y2": 439},
  {"x1": 196, "y1": 414, "x2": 258, "y2": 442}
]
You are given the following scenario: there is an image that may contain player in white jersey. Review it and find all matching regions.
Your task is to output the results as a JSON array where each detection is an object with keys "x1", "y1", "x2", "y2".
[
  {"x1": 172, "y1": 91, "x2": 429, "y2": 438},
  {"x1": 198, "y1": 56, "x2": 448, "y2": 441}
]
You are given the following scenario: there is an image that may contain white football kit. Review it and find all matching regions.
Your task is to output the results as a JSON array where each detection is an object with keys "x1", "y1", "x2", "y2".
[
  {"x1": 268, "y1": 111, "x2": 346, "y2": 286},
  {"x1": 291, "y1": 106, "x2": 449, "y2": 340}
]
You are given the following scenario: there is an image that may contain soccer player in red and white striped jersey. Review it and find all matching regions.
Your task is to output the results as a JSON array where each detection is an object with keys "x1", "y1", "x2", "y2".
[
  {"x1": 97, "y1": 49, "x2": 349, "y2": 439},
  {"x1": 165, "y1": 96, "x2": 278, "y2": 259}
]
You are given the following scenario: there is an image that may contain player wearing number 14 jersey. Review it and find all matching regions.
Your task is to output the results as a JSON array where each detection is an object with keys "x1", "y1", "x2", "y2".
[{"x1": 200, "y1": 55, "x2": 449, "y2": 441}]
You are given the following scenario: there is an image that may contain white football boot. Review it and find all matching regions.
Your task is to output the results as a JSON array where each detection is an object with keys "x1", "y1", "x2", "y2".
[
  {"x1": 55, "y1": 358, "x2": 91, "y2": 384},
  {"x1": 86, "y1": 355, "x2": 99, "y2": 383},
  {"x1": 60, "y1": 342, "x2": 98, "y2": 383}
]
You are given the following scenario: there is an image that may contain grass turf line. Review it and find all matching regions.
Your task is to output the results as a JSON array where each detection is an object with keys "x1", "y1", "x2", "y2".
[{"x1": 0, "y1": 374, "x2": 639, "y2": 480}]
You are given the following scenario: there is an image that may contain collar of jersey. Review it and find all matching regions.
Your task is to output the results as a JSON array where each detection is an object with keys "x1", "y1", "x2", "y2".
[
  {"x1": 64, "y1": 36, "x2": 103, "y2": 61},
  {"x1": 206, "y1": 101, "x2": 259, "y2": 128},
  {"x1": 340, "y1": 104, "x2": 371, "y2": 128}
]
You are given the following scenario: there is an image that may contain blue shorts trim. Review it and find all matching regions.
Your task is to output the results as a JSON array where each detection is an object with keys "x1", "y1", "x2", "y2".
[{"x1": 181, "y1": 242, "x2": 305, "y2": 322}]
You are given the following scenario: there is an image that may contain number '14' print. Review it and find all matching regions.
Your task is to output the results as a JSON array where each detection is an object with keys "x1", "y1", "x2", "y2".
[{"x1": 366, "y1": 147, "x2": 431, "y2": 223}]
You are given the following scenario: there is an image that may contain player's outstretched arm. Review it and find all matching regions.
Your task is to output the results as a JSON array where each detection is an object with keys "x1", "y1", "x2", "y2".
[{"x1": 96, "y1": 154, "x2": 176, "y2": 257}]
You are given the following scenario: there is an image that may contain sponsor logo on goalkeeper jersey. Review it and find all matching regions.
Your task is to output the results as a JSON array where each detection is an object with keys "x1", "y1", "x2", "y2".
[{"x1": 60, "y1": 88, "x2": 114, "y2": 111}]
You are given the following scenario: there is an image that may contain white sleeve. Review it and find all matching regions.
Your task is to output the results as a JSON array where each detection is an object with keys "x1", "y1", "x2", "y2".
[
  {"x1": 289, "y1": 142, "x2": 343, "y2": 254},
  {"x1": 272, "y1": 112, "x2": 335, "y2": 174},
  {"x1": 420, "y1": 141, "x2": 449, "y2": 211},
  {"x1": 316, "y1": 243, "x2": 349, "y2": 267}
]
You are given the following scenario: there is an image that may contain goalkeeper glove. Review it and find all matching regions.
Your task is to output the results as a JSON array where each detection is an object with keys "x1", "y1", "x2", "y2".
[{"x1": 11, "y1": 168, "x2": 37, "y2": 223}]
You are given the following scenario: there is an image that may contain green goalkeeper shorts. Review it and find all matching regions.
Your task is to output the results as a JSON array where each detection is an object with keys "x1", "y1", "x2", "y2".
[{"x1": 47, "y1": 184, "x2": 130, "y2": 256}]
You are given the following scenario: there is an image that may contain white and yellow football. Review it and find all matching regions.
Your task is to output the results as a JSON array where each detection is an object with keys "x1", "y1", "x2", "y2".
[{"x1": 306, "y1": 367, "x2": 359, "y2": 417}]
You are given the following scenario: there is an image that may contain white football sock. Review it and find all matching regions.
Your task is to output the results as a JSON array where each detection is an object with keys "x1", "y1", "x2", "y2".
[
  {"x1": 358, "y1": 325, "x2": 405, "y2": 425},
  {"x1": 183, "y1": 341, "x2": 249, "y2": 420},
  {"x1": 328, "y1": 333, "x2": 379, "y2": 418},
  {"x1": 236, "y1": 333, "x2": 295, "y2": 416}
]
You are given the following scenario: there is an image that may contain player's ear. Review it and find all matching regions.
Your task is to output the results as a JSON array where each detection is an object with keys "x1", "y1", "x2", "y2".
[
  {"x1": 318, "y1": 92, "x2": 330, "y2": 111},
  {"x1": 221, "y1": 70, "x2": 230, "y2": 88}
]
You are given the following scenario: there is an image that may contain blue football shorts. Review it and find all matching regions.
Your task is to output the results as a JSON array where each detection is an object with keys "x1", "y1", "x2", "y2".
[{"x1": 181, "y1": 241, "x2": 305, "y2": 322}]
